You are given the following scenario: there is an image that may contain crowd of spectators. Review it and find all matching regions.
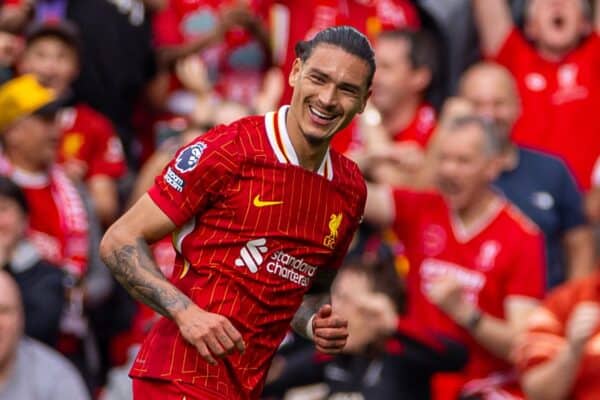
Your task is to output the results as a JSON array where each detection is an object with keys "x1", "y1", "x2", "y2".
[{"x1": 0, "y1": 0, "x2": 599, "y2": 399}]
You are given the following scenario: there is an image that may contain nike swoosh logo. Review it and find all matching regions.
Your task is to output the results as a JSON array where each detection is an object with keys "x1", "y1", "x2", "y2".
[{"x1": 253, "y1": 195, "x2": 283, "y2": 207}]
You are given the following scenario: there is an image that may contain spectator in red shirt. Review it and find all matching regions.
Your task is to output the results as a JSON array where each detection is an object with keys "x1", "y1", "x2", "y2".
[
  {"x1": 351, "y1": 28, "x2": 439, "y2": 187},
  {"x1": 365, "y1": 115, "x2": 546, "y2": 398},
  {"x1": 514, "y1": 271, "x2": 600, "y2": 400},
  {"x1": 472, "y1": 0, "x2": 600, "y2": 190},
  {"x1": 17, "y1": 21, "x2": 127, "y2": 226}
]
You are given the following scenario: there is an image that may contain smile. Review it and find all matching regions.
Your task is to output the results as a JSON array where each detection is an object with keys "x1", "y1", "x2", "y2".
[{"x1": 309, "y1": 105, "x2": 337, "y2": 121}]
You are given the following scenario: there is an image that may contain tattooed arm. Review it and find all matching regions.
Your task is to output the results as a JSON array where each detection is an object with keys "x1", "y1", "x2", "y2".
[
  {"x1": 100, "y1": 194, "x2": 245, "y2": 364},
  {"x1": 290, "y1": 268, "x2": 348, "y2": 354}
]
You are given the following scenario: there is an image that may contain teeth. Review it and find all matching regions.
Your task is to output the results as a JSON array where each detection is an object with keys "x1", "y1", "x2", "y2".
[{"x1": 310, "y1": 106, "x2": 335, "y2": 120}]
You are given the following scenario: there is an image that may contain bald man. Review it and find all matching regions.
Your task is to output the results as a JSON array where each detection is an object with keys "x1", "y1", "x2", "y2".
[
  {"x1": 457, "y1": 62, "x2": 595, "y2": 289},
  {"x1": 0, "y1": 271, "x2": 89, "y2": 400}
]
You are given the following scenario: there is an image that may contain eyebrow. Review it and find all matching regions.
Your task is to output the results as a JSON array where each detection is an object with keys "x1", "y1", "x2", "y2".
[{"x1": 308, "y1": 67, "x2": 362, "y2": 93}]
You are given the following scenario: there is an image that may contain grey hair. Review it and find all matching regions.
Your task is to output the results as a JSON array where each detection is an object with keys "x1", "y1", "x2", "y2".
[
  {"x1": 446, "y1": 115, "x2": 504, "y2": 156},
  {"x1": 523, "y1": 0, "x2": 592, "y2": 21}
]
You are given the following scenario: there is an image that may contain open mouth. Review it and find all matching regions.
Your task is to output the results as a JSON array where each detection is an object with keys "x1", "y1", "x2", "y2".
[
  {"x1": 552, "y1": 15, "x2": 565, "y2": 29},
  {"x1": 308, "y1": 105, "x2": 338, "y2": 123}
]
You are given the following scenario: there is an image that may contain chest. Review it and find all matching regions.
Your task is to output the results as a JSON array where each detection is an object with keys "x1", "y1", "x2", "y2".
[
  {"x1": 230, "y1": 162, "x2": 351, "y2": 241},
  {"x1": 516, "y1": 59, "x2": 598, "y2": 107},
  {"x1": 405, "y1": 217, "x2": 514, "y2": 303}
]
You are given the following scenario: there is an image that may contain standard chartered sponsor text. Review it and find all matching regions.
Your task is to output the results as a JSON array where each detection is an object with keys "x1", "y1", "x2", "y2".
[{"x1": 266, "y1": 250, "x2": 317, "y2": 287}]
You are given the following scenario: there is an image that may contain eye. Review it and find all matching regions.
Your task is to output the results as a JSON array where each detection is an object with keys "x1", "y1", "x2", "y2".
[{"x1": 309, "y1": 74, "x2": 326, "y2": 84}]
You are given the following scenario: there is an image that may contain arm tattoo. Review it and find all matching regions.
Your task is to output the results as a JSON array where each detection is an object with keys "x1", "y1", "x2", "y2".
[
  {"x1": 103, "y1": 238, "x2": 191, "y2": 319},
  {"x1": 290, "y1": 268, "x2": 337, "y2": 339}
]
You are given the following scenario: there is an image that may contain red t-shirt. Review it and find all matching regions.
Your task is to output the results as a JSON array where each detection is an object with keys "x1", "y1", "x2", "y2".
[
  {"x1": 153, "y1": 0, "x2": 272, "y2": 106},
  {"x1": 391, "y1": 189, "x2": 545, "y2": 384},
  {"x1": 493, "y1": 28, "x2": 600, "y2": 190},
  {"x1": 331, "y1": 102, "x2": 436, "y2": 155},
  {"x1": 0, "y1": 158, "x2": 90, "y2": 277},
  {"x1": 57, "y1": 104, "x2": 127, "y2": 180},
  {"x1": 131, "y1": 106, "x2": 366, "y2": 399},
  {"x1": 514, "y1": 274, "x2": 600, "y2": 400},
  {"x1": 273, "y1": 0, "x2": 420, "y2": 104}
]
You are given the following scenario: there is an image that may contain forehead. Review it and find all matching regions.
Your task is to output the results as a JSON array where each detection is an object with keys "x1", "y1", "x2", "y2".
[
  {"x1": 463, "y1": 70, "x2": 515, "y2": 101},
  {"x1": 27, "y1": 36, "x2": 75, "y2": 53},
  {"x1": 303, "y1": 44, "x2": 371, "y2": 88},
  {"x1": 440, "y1": 124, "x2": 486, "y2": 154},
  {"x1": 375, "y1": 35, "x2": 410, "y2": 58}
]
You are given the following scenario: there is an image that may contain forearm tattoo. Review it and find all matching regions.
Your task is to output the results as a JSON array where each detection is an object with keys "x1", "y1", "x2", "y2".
[{"x1": 103, "y1": 238, "x2": 191, "y2": 318}]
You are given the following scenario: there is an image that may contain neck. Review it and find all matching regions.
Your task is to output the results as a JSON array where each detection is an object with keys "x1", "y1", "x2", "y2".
[
  {"x1": 0, "y1": 350, "x2": 17, "y2": 388},
  {"x1": 381, "y1": 97, "x2": 421, "y2": 137},
  {"x1": 456, "y1": 188, "x2": 498, "y2": 229},
  {"x1": 4, "y1": 151, "x2": 47, "y2": 174},
  {"x1": 536, "y1": 43, "x2": 575, "y2": 62},
  {"x1": 285, "y1": 111, "x2": 329, "y2": 172},
  {"x1": 499, "y1": 143, "x2": 519, "y2": 171}
]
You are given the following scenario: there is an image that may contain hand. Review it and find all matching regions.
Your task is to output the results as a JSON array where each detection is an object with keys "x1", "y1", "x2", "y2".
[
  {"x1": 312, "y1": 304, "x2": 349, "y2": 354},
  {"x1": 424, "y1": 276, "x2": 473, "y2": 326},
  {"x1": 566, "y1": 302, "x2": 600, "y2": 356},
  {"x1": 175, "y1": 55, "x2": 211, "y2": 95},
  {"x1": 175, "y1": 304, "x2": 245, "y2": 365}
]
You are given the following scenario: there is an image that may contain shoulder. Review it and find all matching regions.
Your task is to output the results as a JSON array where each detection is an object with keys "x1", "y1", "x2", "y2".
[
  {"x1": 19, "y1": 338, "x2": 78, "y2": 373},
  {"x1": 502, "y1": 201, "x2": 541, "y2": 237},
  {"x1": 520, "y1": 148, "x2": 567, "y2": 170},
  {"x1": 200, "y1": 115, "x2": 266, "y2": 156}
]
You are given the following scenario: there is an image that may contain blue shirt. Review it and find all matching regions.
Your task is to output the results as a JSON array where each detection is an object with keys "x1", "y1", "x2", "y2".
[{"x1": 494, "y1": 148, "x2": 585, "y2": 289}]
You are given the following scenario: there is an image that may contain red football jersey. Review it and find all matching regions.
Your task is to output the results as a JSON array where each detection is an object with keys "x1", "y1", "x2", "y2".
[
  {"x1": 390, "y1": 189, "x2": 545, "y2": 383},
  {"x1": 493, "y1": 28, "x2": 600, "y2": 190},
  {"x1": 272, "y1": 0, "x2": 419, "y2": 104},
  {"x1": 131, "y1": 105, "x2": 367, "y2": 399},
  {"x1": 331, "y1": 102, "x2": 436, "y2": 155},
  {"x1": 57, "y1": 104, "x2": 126, "y2": 180},
  {"x1": 152, "y1": 0, "x2": 272, "y2": 106}
]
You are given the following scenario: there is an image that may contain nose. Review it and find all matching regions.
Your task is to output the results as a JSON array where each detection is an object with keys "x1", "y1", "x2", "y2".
[{"x1": 318, "y1": 83, "x2": 338, "y2": 107}]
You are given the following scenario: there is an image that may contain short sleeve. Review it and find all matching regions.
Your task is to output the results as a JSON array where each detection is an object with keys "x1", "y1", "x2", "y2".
[
  {"x1": 87, "y1": 116, "x2": 126, "y2": 179},
  {"x1": 148, "y1": 126, "x2": 241, "y2": 226},
  {"x1": 557, "y1": 161, "x2": 586, "y2": 232},
  {"x1": 391, "y1": 189, "x2": 438, "y2": 237},
  {"x1": 506, "y1": 230, "x2": 546, "y2": 300},
  {"x1": 152, "y1": 3, "x2": 184, "y2": 47},
  {"x1": 491, "y1": 27, "x2": 531, "y2": 70}
]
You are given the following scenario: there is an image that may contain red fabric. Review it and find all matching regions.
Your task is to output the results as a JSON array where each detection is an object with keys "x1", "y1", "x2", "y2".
[
  {"x1": 132, "y1": 377, "x2": 224, "y2": 400},
  {"x1": 330, "y1": 102, "x2": 436, "y2": 155},
  {"x1": 492, "y1": 28, "x2": 600, "y2": 190},
  {"x1": 152, "y1": 0, "x2": 272, "y2": 106},
  {"x1": 275, "y1": 0, "x2": 420, "y2": 104},
  {"x1": 0, "y1": 156, "x2": 90, "y2": 276},
  {"x1": 57, "y1": 104, "x2": 126, "y2": 180},
  {"x1": 392, "y1": 103, "x2": 436, "y2": 147},
  {"x1": 391, "y1": 189, "x2": 545, "y2": 386},
  {"x1": 131, "y1": 109, "x2": 366, "y2": 399},
  {"x1": 514, "y1": 273, "x2": 600, "y2": 400}
]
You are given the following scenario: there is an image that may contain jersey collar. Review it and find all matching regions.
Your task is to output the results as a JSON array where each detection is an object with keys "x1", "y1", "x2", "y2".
[{"x1": 265, "y1": 105, "x2": 333, "y2": 181}]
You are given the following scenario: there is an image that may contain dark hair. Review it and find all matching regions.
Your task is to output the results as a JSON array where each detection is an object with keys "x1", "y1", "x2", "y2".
[
  {"x1": 341, "y1": 254, "x2": 406, "y2": 314},
  {"x1": 0, "y1": 176, "x2": 28, "y2": 214},
  {"x1": 378, "y1": 29, "x2": 439, "y2": 92},
  {"x1": 295, "y1": 25, "x2": 376, "y2": 88}
]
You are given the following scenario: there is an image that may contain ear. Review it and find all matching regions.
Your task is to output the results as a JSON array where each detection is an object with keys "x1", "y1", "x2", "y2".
[
  {"x1": 288, "y1": 58, "x2": 302, "y2": 88},
  {"x1": 410, "y1": 67, "x2": 432, "y2": 94},
  {"x1": 485, "y1": 154, "x2": 504, "y2": 182},
  {"x1": 357, "y1": 89, "x2": 372, "y2": 114}
]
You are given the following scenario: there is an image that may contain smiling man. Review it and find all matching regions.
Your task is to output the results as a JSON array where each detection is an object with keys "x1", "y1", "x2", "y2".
[{"x1": 100, "y1": 26, "x2": 372, "y2": 400}]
